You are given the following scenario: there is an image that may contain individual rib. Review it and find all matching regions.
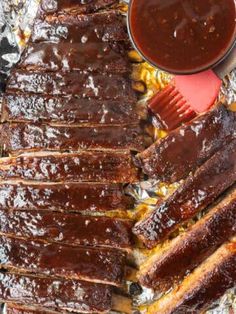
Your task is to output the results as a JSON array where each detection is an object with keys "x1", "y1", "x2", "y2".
[
  {"x1": 32, "y1": 11, "x2": 128, "y2": 43},
  {"x1": 133, "y1": 138, "x2": 236, "y2": 248},
  {"x1": 1, "y1": 93, "x2": 139, "y2": 125},
  {"x1": 18, "y1": 42, "x2": 129, "y2": 73},
  {"x1": 147, "y1": 241, "x2": 236, "y2": 314},
  {"x1": 39, "y1": 0, "x2": 118, "y2": 16},
  {"x1": 0, "y1": 210, "x2": 133, "y2": 249},
  {"x1": 6, "y1": 304, "x2": 57, "y2": 314},
  {"x1": 6, "y1": 70, "x2": 137, "y2": 101},
  {"x1": 138, "y1": 186, "x2": 236, "y2": 291},
  {"x1": 136, "y1": 105, "x2": 236, "y2": 183},
  {"x1": 0, "y1": 235, "x2": 126, "y2": 285},
  {"x1": 1, "y1": 123, "x2": 146, "y2": 154},
  {"x1": 0, "y1": 182, "x2": 132, "y2": 212},
  {"x1": 0, "y1": 152, "x2": 139, "y2": 183},
  {"x1": 0, "y1": 272, "x2": 112, "y2": 313}
]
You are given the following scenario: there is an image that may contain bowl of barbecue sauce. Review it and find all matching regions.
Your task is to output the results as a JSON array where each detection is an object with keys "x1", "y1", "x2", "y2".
[{"x1": 128, "y1": 0, "x2": 236, "y2": 74}]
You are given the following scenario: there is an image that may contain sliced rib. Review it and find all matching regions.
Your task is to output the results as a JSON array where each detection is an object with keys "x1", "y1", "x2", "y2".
[
  {"x1": 6, "y1": 304, "x2": 58, "y2": 314},
  {"x1": 0, "y1": 272, "x2": 112, "y2": 313},
  {"x1": 39, "y1": 0, "x2": 118, "y2": 16},
  {"x1": 138, "y1": 186, "x2": 236, "y2": 291},
  {"x1": 0, "y1": 152, "x2": 139, "y2": 182},
  {"x1": 136, "y1": 105, "x2": 236, "y2": 183},
  {"x1": 6, "y1": 70, "x2": 137, "y2": 101},
  {"x1": 18, "y1": 42, "x2": 130, "y2": 73},
  {"x1": 0, "y1": 210, "x2": 133, "y2": 249},
  {"x1": 1, "y1": 123, "x2": 146, "y2": 154},
  {"x1": 133, "y1": 138, "x2": 236, "y2": 248},
  {"x1": 1, "y1": 93, "x2": 139, "y2": 126},
  {"x1": 0, "y1": 181, "x2": 132, "y2": 212},
  {"x1": 147, "y1": 241, "x2": 236, "y2": 314},
  {"x1": 32, "y1": 11, "x2": 128, "y2": 43},
  {"x1": 0, "y1": 235, "x2": 126, "y2": 285}
]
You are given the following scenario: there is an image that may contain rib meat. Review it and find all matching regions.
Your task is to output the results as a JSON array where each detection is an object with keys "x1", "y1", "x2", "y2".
[
  {"x1": 0, "y1": 152, "x2": 139, "y2": 182},
  {"x1": 1, "y1": 123, "x2": 146, "y2": 154},
  {"x1": 133, "y1": 138, "x2": 236, "y2": 248},
  {"x1": 1, "y1": 93, "x2": 138, "y2": 125},
  {"x1": 6, "y1": 70, "x2": 137, "y2": 101},
  {"x1": 0, "y1": 210, "x2": 133, "y2": 249},
  {"x1": 147, "y1": 241, "x2": 236, "y2": 314},
  {"x1": 18, "y1": 42, "x2": 130, "y2": 73},
  {"x1": 0, "y1": 182, "x2": 132, "y2": 212},
  {"x1": 0, "y1": 272, "x2": 112, "y2": 313},
  {"x1": 0, "y1": 235, "x2": 126, "y2": 285},
  {"x1": 39, "y1": 0, "x2": 118, "y2": 16},
  {"x1": 136, "y1": 105, "x2": 236, "y2": 183},
  {"x1": 32, "y1": 11, "x2": 128, "y2": 43},
  {"x1": 6, "y1": 304, "x2": 56, "y2": 314},
  {"x1": 138, "y1": 186, "x2": 236, "y2": 291}
]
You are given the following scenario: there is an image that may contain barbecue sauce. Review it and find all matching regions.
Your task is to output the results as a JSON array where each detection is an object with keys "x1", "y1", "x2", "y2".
[{"x1": 129, "y1": 0, "x2": 236, "y2": 73}]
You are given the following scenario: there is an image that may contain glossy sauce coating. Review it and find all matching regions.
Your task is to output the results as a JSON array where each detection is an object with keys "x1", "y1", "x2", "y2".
[
  {"x1": 32, "y1": 11, "x2": 128, "y2": 43},
  {"x1": 133, "y1": 138, "x2": 236, "y2": 248},
  {"x1": 0, "y1": 272, "x2": 112, "y2": 313},
  {"x1": 2, "y1": 93, "x2": 138, "y2": 125},
  {"x1": 6, "y1": 304, "x2": 55, "y2": 314},
  {"x1": 147, "y1": 242, "x2": 236, "y2": 314},
  {"x1": 0, "y1": 182, "x2": 132, "y2": 212},
  {"x1": 19, "y1": 41, "x2": 129, "y2": 73},
  {"x1": 130, "y1": 0, "x2": 236, "y2": 73},
  {"x1": 1, "y1": 123, "x2": 146, "y2": 153},
  {"x1": 136, "y1": 105, "x2": 236, "y2": 183},
  {"x1": 0, "y1": 210, "x2": 133, "y2": 249},
  {"x1": 40, "y1": 0, "x2": 118, "y2": 15},
  {"x1": 0, "y1": 235, "x2": 126, "y2": 285},
  {"x1": 7, "y1": 70, "x2": 137, "y2": 101},
  {"x1": 138, "y1": 186, "x2": 236, "y2": 291},
  {"x1": 0, "y1": 152, "x2": 139, "y2": 183}
]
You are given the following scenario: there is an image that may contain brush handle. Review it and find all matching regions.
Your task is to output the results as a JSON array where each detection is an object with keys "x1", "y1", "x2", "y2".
[{"x1": 214, "y1": 44, "x2": 236, "y2": 79}]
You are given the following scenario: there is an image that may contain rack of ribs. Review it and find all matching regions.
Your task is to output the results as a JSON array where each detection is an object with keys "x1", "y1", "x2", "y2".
[
  {"x1": 147, "y1": 241, "x2": 236, "y2": 314},
  {"x1": 138, "y1": 186, "x2": 236, "y2": 291},
  {"x1": 0, "y1": 0, "x2": 143, "y2": 311},
  {"x1": 136, "y1": 105, "x2": 236, "y2": 183},
  {"x1": 133, "y1": 138, "x2": 236, "y2": 248}
]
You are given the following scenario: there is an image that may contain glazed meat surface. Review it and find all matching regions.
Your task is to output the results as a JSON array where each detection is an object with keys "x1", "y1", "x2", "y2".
[
  {"x1": 0, "y1": 181, "x2": 132, "y2": 212},
  {"x1": 138, "y1": 186, "x2": 236, "y2": 291},
  {"x1": 6, "y1": 70, "x2": 137, "y2": 101},
  {"x1": 1, "y1": 93, "x2": 138, "y2": 125},
  {"x1": 0, "y1": 209, "x2": 133, "y2": 249},
  {"x1": 1, "y1": 123, "x2": 146, "y2": 154},
  {"x1": 133, "y1": 138, "x2": 236, "y2": 248},
  {"x1": 147, "y1": 241, "x2": 236, "y2": 314},
  {"x1": 0, "y1": 235, "x2": 126, "y2": 285},
  {"x1": 0, "y1": 272, "x2": 112, "y2": 313},
  {"x1": 136, "y1": 105, "x2": 236, "y2": 183}
]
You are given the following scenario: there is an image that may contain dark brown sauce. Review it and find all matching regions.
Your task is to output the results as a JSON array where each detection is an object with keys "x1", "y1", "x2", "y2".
[{"x1": 129, "y1": 0, "x2": 236, "y2": 73}]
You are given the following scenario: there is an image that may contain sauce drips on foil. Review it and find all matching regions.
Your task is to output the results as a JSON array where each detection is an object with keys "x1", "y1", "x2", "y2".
[{"x1": 129, "y1": 0, "x2": 236, "y2": 73}]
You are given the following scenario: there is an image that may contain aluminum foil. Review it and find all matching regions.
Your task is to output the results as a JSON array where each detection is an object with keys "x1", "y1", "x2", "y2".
[{"x1": 0, "y1": 1, "x2": 235, "y2": 314}]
